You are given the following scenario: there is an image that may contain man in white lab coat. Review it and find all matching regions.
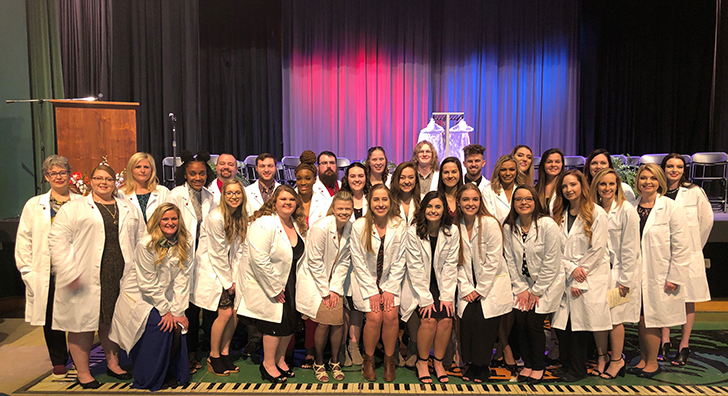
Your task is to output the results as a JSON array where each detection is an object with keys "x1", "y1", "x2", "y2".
[
  {"x1": 462, "y1": 144, "x2": 491, "y2": 195},
  {"x1": 245, "y1": 153, "x2": 280, "y2": 216},
  {"x1": 210, "y1": 153, "x2": 238, "y2": 204}
]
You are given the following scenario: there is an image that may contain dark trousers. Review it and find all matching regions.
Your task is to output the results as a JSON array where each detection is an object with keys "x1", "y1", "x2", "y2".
[
  {"x1": 460, "y1": 302, "x2": 501, "y2": 367},
  {"x1": 555, "y1": 318, "x2": 589, "y2": 378},
  {"x1": 513, "y1": 308, "x2": 548, "y2": 371},
  {"x1": 185, "y1": 303, "x2": 216, "y2": 356},
  {"x1": 44, "y1": 274, "x2": 69, "y2": 366}
]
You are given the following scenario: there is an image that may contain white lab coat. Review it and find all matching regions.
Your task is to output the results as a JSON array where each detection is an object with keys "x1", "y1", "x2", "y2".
[
  {"x1": 109, "y1": 235, "x2": 193, "y2": 352},
  {"x1": 49, "y1": 195, "x2": 146, "y2": 333},
  {"x1": 191, "y1": 208, "x2": 244, "y2": 311},
  {"x1": 552, "y1": 204, "x2": 611, "y2": 332},
  {"x1": 209, "y1": 178, "x2": 224, "y2": 205},
  {"x1": 419, "y1": 171, "x2": 440, "y2": 199},
  {"x1": 350, "y1": 197, "x2": 368, "y2": 222},
  {"x1": 15, "y1": 191, "x2": 81, "y2": 326},
  {"x1": 456, "y1": 215, "x2": 513, "y2": 319},
  {"x1": 237, "y1": 214, "x2": 305, "y2": 323},
  {"x1": 296, "y1": 215, "x2": 352, "y2": 320},
  {"x1": 483, "y1": 187, "x2": 512, "y2": 224},
  {"x1": 469, "y1": 177, "x2": 491, "y2": 198},
  {"x1": 604, "y1": 200, "x2": 641, "y2": 324},
  {"x1": 400, "y1": 224, "x2": 459, "y2": 322},
  {"x1": 503, "y1": 216, "x2": 565, "y2": 314},
  {"x1": 398, "y1": 198, "x2": 417, "y2": 224},
  {"x1": 245, "y1": 180, "x2": 280, "y2": 216},
  {"x1": 118, "y1": 185, "x2": 170, "y2": 222},
  {"x1": 166, "y1": 183, "x2": 216, "y2": 253},
  {"x1": 674, "y1": 186, "x2": 713, "y2": 303},
  {"x1": 301, "y1": 179, "x2": 337, "y2": 227},
  {"x1": 621, "y1": 182, "x2": 636, "y2": 202},
  {"x1": 632, "y1": 195, "x2": 691, "y2": 328},
  {"x1": 350, "y1": 217, "x2": 407, "y2": 312}
]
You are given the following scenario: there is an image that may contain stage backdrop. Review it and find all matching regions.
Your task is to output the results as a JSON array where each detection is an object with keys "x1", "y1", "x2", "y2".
[{"x1": 282, "y1": 0, "x2": 579, "y2": 172}]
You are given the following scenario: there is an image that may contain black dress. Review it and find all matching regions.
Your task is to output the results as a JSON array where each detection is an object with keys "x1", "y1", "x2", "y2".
[
  {"x1": 248, "y1": 234, "x2": 305, "y2": 336},
  {"x1": 98, "y1": 203, "x2": 125, "y2": 325},
  {"x1": 418, "y1": 234, "x2": 451, "y2": 319}
]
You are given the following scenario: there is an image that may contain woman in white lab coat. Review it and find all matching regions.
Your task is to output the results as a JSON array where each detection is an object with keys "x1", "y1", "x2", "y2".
[
  {"x1": 296, "y1": 150, "x2": 330, "y2": 227},
  {"x1": 237, "y1": 185, "x2": 308, "y2": 383},
  {"x1": 456, "y1": 183, "x2": 513, "y2": 383},
  {"x1": 390, "y1": 162, "x2": 420, "y2": 223},
  {"x1": 118, "y1": 152, "x2": 170, "y2": 223},
  {"x1": 166, "y1": 150, "x2": 216, "y2": 373},
  {"x1": 484, "y1": 154, "x2": 523, "y2": 224},
  {"x1": 339, "y1": 163, "x2": 368, "y2": 366},
  {"x1": 503, "y1": 185, "x2": 564, "y2": 385},
  {"x1": 551, "y1": 169, "x2": 610, "y2": 382},
  {"x1": 535, "y1": 148, "x2": 565, "y2": 212},
  {"x1": 590, "y1": 169, "x2": 640, "y2": 379},
  {"x1": 117, "y1": 203, "x2": 193, "y2": 391},
  {"x1": 351, "y1": 184, "x2": 407, "y2": 382},
  {"x1": 660, "y1": 154, "x2": 714, "y2": 366},
  {"x1": 401, "y1": 191, "x2": 459, "y2": 384},
  {"x1": 15, "y1": 155, "x2": 80, "y2": 378},
  {"x1": 191, "y1": 180, "x2": 248, "y2": 376},
  {"x1": 296, "y1": 191, "x2": 354, "y2": 382},
  {"x1": 50, "y1": 164, "x2": 146, "y2": 388},
  {"x1": 628, "y1": 163, "x2": 691, "y2": 378}
]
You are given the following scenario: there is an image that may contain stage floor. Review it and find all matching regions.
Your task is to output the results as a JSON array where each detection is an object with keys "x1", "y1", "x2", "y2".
[{"x1": 10, "y1": 305, "x2": 728, "y2": 396}]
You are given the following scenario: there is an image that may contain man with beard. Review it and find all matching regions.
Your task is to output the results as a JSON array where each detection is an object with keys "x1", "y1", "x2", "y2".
[
  {"x1": 245, "y1": 153, "x2": 280, "y2": 216},
  {"x1": 308, "y1": 151, "x2": 340, "y2": 226},
  {"x1": 210, "y1": 153, "x2": 238, "y2": 204},
  {"x1": 462, "y1": 144, "x2": 490, "y2": 195}
]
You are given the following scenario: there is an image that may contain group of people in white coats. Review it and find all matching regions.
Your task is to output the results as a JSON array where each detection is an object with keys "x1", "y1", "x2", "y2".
[{"x1": 15, "y1": 141, "x2": 713, "y2": 389}]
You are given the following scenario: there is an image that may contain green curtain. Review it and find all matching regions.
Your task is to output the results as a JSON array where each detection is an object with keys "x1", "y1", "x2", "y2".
[{"x1": 25, "y1": 0, "x2": 64, "y2": 193}]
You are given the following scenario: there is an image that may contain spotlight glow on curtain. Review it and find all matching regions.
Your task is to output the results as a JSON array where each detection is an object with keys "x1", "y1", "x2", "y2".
[{"x1": 282, "y1": 0, "x2": 578, "y2": 170}]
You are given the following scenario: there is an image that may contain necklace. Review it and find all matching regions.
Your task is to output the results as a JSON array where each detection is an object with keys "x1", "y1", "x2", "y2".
[{"x1": 97, "y1": 201, "x2": 118, "y2": 225}]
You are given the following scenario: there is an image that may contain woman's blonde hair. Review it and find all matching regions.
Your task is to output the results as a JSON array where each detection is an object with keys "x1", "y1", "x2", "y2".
[
  {"x1": 361, "y1": 184, "x2": 401, "y2": 253},
  {"x1": 220, "y1": 180, "x2": 249, "y2": 243},
  {"x1": 326, "y1": 190, "x2": 354, "y2": 216},
  {"x1": 250, "y1": 185, "x2": 308, "y2": 237},
  {"x1": 635, "y1": 163, "x2": 667, "y2": 196},
  {"x1": 490, "y1": 155, "x2": 524, "y2": 195},
  {"x1": 146, "y1": 203, "x2": 191, "y2": 267},
  {"x1": 122, "y1": 152, "x2": 160, "y2": 195},
  {"x1": 552, "y1": 170, "x2": 596, "y2": 242},
  {"x1": 590, "y1": 168, "x2": 626, "y2": 209}
]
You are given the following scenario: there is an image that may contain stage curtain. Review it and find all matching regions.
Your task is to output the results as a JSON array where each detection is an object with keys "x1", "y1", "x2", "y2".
[
  {"x1": 431, "y1": 0, "x2": 579, "y2": 167},
  {"x1": 198, "y1": 0, "x2": 283, "y2": 159},
  {"x1": 282, "y1": 0, "x2": 579, "y2": 166},
  {"x1": 578, "y1": 0, "x2": 716, "y2": 157},
  {"x1": 26, "y1": 0, "x2": 65, "y2": 192}
]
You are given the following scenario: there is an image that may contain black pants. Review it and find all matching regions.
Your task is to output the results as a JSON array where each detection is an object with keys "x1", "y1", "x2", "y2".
[
  {"x1": 513, "y1": 308, "x2": 548, "y2": 371},
  {"x1": 185, "y1": 303, "x2": 216, "y2": 357},
  {"x1": 460, "y1": 302, "x2": 501, "y2": 367},
  {"x1": 555, "y1": 318, "x2": 590, "y2": 378},
  {"x1": 44, "y1": 274, "x2": 69, "y2": 366}
]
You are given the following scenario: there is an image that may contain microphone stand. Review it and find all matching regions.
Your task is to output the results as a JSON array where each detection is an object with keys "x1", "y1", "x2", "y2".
[{"x1": 169, "y1": 113, "x2": 177, "y2": 177}]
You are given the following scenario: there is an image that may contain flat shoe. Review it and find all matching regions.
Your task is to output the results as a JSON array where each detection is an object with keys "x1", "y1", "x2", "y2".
[
  {"x1": 626, "y1": 366, "x2": 643, "y2": 375},
  {"x1": 76, "y1": 379, "x2": 101, "y2": 389},
  {"x1": 106, "y1": 368, "x2": 133, "y2": 380},
  {"x1": 636, "y1": 366, "x2": 662, "y2": 379}
]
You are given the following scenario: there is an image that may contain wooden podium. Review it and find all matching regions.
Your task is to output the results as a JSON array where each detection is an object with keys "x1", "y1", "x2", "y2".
[{"x1": 51, "y1": 100, "x2": 139, "y2": 175}]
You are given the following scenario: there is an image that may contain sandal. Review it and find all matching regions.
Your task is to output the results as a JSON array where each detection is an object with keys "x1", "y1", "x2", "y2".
[
  {"x1": 591, "y1": 353, "x2": 608, "y2": 376},
  {"x1": 188, "y1": 354, "x2": 201, "y2": 374},
  {"x1": 432, "y1": 356, "x2": 449, "y2": 383},
  {"x1": 601, "y1": 358, "x2": 626, "y2": 379},
  {"x1": 301, "y1": 355, "x2": 315, "y2": 369},
  {"x1": 313, "y1": 362, "x2": 329, "y2": 382},
  {"x1": 462, "y1": 364, "x2": 482, "y2": 383},
  {"x1": 416, "y1": 355, "x2": 432, "y2": 384},
  {"x1": 671, "y1": 348, "x2": 691, "y2": 366},
  {"x1": 329, "y1": 360, "x2": 345, "y2": 381},
  {"x1": 658, "y1": 342, "x2": 671, "y2": 362}
]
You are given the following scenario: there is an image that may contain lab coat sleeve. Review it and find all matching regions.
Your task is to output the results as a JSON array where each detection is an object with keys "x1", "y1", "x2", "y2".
[
  {"x1": 666, "y1": 204, "x2": 691, "y2": 286},
  {"x1": 503, "y1": 224, "x2": 528, "y2": 295},
  {"x1": 572, "y1": 209, "x2": 608, "y2": 291},
  {"x1": 617, "y1": 207, "x2": 641, "y2": 288},
  {"x1": 531, "y1": 219, "x2": 562, "y2": 297},
  {"x1": 329, "y1": 237, "x2": 350, "y2": 296},
  {"x1": 695, "y1": 187, "x2": 714, "y2": 248},
  {"x1": 381, "y1": 225, "x2": 407, "y2": 298},
  {"x1": 206, "y1": 213, "x2": 234, "y2": 290},
  {"x1": 439, "y1": 228, "x2": 459, "y2": 303},
  {"x1": 171, "y1": 251, "x2": 193, "y2": 316},
  {"x1": 247, "y1": 220, "x2": 285, "y2": 298},
  {"x1": 48, "y1": 204, "x2": 80, "y2": 289},
  {"x1": 14, "y1": 200, "x2": 36, "y2": 293},
  {"x1": 474, "y1": 217, "x2": 503, "y2": 298},
  {"x1": 135, "y1": 241, "x2": 172, "y2": 316},
  {"x1": 351, "y1": 223, "x2": 378, "y2": 299},
  {"x1": 306, "y1": 224, "x2": 332, "y2": 298},
  {"x1": 405, "y1": 226, "x2": 433, "y2": 307}
]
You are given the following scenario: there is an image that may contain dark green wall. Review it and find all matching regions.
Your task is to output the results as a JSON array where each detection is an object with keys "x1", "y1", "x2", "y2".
[{"x1": 1, "y1": 0, "x2": 36, "y2": 220}]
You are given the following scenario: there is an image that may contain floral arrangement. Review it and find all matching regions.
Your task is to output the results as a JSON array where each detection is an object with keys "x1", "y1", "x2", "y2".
[
  {"x1": 68, "y1": 156, "x2": 126, "y2": 195},
  {"x1": 614, "y1": 155, "x2": 638, "y2": 196}
]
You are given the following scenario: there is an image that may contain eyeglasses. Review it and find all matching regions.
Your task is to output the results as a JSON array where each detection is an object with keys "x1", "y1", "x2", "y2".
[
  {"x1": 513, "y1": 197, "x2": 534, "y2": 203},
  {"x1": 47, "y1": 171, "x2": 69, "y2": 178},
  {"x1": 92, "y1": 176, "x2": 115, "y2": 183},
  {"x1": 225, "y1": 191, "x2": 243, "y2": 197}
]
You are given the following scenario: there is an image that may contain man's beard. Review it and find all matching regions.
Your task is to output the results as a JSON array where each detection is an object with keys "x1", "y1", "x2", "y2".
[{"x1": 320, "y1": 171, "x2": 338, "y2": 187}]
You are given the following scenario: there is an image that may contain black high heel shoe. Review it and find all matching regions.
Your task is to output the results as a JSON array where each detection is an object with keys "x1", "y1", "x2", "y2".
[
  {"x1": 276, "y1": 364, "x2": 295, "y2": 378},
  {"x1": 591, "y1": 353, "x2": 609, "y2": 376},
  {"x1": 220, "y1": 355, "x2": 240, "y2": 374},
  {"x1": 671, "y1": 347, "x2": 691, "y2": 366},
  {"x1": 416, "y1": 356, "x2": 433, "y2": 384},
  {"x1": 600, "y1": 358, "x2": 626, "y2": 379},
  {"x1": 260, "y1": 364, "x2": 286, "y2": 383},
  {"x1": 207, "y1": 357, "x2": 230, "y2": 376},
  {"x1": 432, "y1": 356, "x2": 449, "y2": 383},
  {"x1": 658, "y1": 342, "x2": 671, "y2": 362}
]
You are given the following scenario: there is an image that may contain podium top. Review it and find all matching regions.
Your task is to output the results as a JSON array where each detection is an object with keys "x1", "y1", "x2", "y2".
[{"x1": 49, "y1": 99, "x2": 140, "y2": 109}]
